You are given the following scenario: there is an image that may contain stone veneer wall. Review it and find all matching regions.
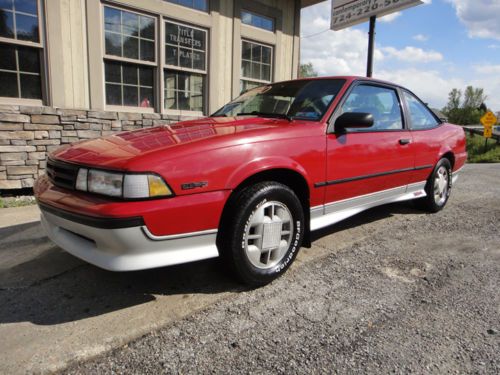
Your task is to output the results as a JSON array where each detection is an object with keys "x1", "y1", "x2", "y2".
[{"x1": 0, "y1": 105, "x2": 199, "y2": 190}]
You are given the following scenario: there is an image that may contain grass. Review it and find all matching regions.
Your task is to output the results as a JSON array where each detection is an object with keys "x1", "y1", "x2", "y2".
[
  {"x1": 466, "y1": 133, "x2": 500, "y2": 163},
  {"x1": 0, "y1": 195, "x2": 36, "y2": 209}
]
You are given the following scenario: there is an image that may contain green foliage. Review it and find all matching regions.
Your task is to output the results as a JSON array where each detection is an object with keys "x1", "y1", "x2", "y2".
[
  {"x1": 442, "y1": 86, "x2": 488, "y2": 125},
  {"x1": 447, "y1": 88, "x2": 461, "y2": 110},
  {"x1": 299, "y1": 63, "x2": 318, "y2": 78},
  {"x1": 0, "y1": 195, "x2": 36, "y2": 208},
  {"x1": 466, "y1": 133, "x2": 500, "y2": 163}
]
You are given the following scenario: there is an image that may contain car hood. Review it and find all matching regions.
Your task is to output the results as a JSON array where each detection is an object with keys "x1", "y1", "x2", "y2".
[{"x1": 51, "y1": 117, "x2": 293, "y2": 170}]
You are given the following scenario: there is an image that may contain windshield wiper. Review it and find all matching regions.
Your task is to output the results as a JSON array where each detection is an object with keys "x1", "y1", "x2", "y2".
[{"x1": 236, "y1": 112, "x2": 293, "y2": 122}]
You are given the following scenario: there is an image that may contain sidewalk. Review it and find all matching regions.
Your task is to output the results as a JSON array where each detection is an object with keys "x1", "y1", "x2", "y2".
[{"x1": 0, "y1": 205, "x2": 40, "y2": 229}]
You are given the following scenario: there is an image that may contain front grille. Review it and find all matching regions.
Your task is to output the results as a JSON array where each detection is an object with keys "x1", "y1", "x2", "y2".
[{"x1": 46, "y1": 158, "x2": 79, "y2": 190}]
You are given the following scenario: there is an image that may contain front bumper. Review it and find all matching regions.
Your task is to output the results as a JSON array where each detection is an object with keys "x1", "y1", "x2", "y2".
[{"x1": 40, "y1": 206, "x2": 219, "y2": 271}]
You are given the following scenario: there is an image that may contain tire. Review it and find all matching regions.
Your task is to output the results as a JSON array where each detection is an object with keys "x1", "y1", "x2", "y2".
[
  {"x1": 218, "y1": 182, "x2": 305, "y2": 286},
  {"x1": 414, "y1": 158, "x2": 452, "y2": 213}
]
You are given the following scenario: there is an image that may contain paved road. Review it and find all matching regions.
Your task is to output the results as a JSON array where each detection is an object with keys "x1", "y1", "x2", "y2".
[{"x1": 1, "y1": 164, "x2": 499, "y2": 374}]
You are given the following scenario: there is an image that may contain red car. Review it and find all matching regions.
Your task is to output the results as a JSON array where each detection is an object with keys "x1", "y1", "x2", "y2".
[{"x1": 34, "y1": 77, "x2": 467, "y2": 286}]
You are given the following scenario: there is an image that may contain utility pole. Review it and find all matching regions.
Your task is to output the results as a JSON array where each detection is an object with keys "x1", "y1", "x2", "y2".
[{"x1": 366, "y1": 16, "x2": 376, "y2": 77}]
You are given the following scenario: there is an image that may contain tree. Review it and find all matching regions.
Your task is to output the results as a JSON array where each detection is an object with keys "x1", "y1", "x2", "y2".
[
  {"x1": 299, "y1": 63, "x2": 318, "y2": 78},
  {"x1": 463, "y1": 86, "x2": 485, "y2": 109},
  {"x1": 442, "y1": 86, "x2": 488, "y2": 125},
  {"x1": 444, "y1": 88, "x2": 461, "y2": 112}
]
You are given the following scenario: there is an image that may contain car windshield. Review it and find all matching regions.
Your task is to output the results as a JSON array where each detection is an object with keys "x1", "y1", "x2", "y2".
[{"x1": 211, "y1": 79, "x2": 345, "y2": 121}]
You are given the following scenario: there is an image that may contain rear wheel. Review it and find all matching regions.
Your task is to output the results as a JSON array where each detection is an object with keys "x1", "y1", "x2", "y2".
[
  {"x1": 219, "y1": 182, "x2": 304, "y2": 286},
  {"x1": 415, "y1": 158, "x2": 452, "y2": 213}
]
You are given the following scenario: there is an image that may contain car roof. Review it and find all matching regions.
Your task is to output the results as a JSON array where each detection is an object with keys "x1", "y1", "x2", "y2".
[{"x1": 277, "y1": 76, "x2": 404, "y2": 89}]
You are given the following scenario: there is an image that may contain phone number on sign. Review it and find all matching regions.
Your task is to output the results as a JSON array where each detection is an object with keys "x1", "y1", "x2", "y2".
[{"x1": 332, "y1": 0, "x2": 405, "y2": 26}]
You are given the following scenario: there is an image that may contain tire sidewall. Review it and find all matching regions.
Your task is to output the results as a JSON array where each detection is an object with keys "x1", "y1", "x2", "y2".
[
  {"x1": 428, "y1": 158, "x2": 452, "y2": 211},
  {"x1": 232, "y1": 184, "x2": 304, "y2": 284}
]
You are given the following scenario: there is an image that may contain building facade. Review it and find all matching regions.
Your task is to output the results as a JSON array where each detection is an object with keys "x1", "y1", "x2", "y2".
[{"x1": 0, "y1": 0, "x2": 320, "y2": 190}]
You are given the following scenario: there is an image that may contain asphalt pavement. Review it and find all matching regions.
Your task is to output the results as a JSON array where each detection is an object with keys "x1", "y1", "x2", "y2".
[{"x1": 1, "y1": 164, "x2": 499, "y2": 374}]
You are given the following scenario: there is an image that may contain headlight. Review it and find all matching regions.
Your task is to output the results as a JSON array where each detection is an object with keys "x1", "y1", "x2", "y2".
[
  {"x1": 75, "y1": 168, "x2": 173, "y2": 199},
  {"x1": 88, "y1": 169, "x2": 123, "y2": 197}
]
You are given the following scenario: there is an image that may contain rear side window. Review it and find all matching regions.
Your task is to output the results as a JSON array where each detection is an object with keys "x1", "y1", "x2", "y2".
[
  {"x1": 340, "y1": 84, "x2": 403, "y2": 131},
  {"x1": 403, "y1": 91, "x2": 440, "y2": 130}
]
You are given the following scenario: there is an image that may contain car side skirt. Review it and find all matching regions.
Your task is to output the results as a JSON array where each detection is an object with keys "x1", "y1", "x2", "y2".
[
  {"x1": 310, "y1": 181, "x2": 427, "y2": 231},
  {"x1": 452, "y1": 166, "x2": 463, "y2": 185}
]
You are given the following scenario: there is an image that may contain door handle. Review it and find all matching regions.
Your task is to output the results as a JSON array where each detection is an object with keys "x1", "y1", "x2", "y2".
[{"x1": 399, "y1": 139, "x2": 411, "y2": 145}]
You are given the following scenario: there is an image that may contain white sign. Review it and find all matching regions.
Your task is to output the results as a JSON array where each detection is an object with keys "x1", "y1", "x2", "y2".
[{"x1": 331, "y1": 0, "x2": 423, "y2": 30}]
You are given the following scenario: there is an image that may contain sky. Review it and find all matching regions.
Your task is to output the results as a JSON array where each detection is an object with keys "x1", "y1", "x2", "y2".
[{"x1": 300, "y1": 0, "x2": 500, "y2": 112}]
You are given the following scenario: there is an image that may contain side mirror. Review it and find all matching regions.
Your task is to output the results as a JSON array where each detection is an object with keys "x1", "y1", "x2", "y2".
[{"x1": 334, "y1": 112, "x2": 374, "y2": 133}]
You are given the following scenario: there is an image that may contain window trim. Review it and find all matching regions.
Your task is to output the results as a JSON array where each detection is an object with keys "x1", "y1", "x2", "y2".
[
  {"x1": 163, "y1": 18, "x2": 208, "y2": 114},
  {"x1": 103, "y1": 55, "x2": 158, "y2": 67},
  {"x1": 0, "y1": 36, "x2": 42, "y2": 49},
  {"x1": 104, "y1": 61, "x2": 156, "y2": 109},
  {"x1": 98, "y1": 2, "x2": 212, "y2": 115},
  {"x1": 240, "y1": 39, "x2": 273, "y2": 90},
  {"x1": 0, "y1": 0, "x2": 44, "y2": 46},
  {"x1": 163, "y1": 66, "x2": 207, "y2": 115},
  {"x1": 102, "y1": 3, "x2": 158, "y2": 65},
  {"x1": 241, "y1": 77, "x2": 272, "y2": 85},
  {"x1": 328, "y1": 81, "x2": 407, "y2": 134},
  {"x1": 163, "y1": 19, "x2": 208, "y2": 75},
  {"x1": 0, "y1": 96, "x2": 43, "y2": 106},
  {"x1": 162, "y1": 108, "x2": 204, "y2": 117},
  {"x1": 101, "y1": 3, "x2": 159, "y2": 111},
  {"x1": 106, "y1": 104, "x2": 155, "y2": 114},
  {"x1": 0, "y1": 0, "x2": 47, "y2": 104}
]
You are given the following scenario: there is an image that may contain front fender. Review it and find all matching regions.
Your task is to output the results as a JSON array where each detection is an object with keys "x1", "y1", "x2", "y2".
[{"x1": 225, "y1": 156, "x2": 312, "y2": 190}]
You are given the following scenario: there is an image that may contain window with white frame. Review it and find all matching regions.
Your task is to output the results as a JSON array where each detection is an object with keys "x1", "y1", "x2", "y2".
[
  {"x1": 0, "y1": 0, "x2": 44, "y2": 100},
  {"x1": 164, "y1": 21, "x2": 207, "y2": 113},
  {"x1": 240, "y1": 40, "x2": 272, "y2": 93},
  {"x1": 103, "y1": 5, "x2": 156, "y2": 108}
]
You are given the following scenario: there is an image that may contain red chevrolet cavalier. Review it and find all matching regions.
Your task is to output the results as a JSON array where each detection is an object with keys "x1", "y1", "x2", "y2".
[{"x1": 34, "y1": 77, "x2": 467, "y2": 285}]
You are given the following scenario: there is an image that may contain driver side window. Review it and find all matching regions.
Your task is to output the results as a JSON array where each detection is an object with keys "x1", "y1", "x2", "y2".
[{"x1": 340, "y1": 85, "x2": 403, "y2": 131}]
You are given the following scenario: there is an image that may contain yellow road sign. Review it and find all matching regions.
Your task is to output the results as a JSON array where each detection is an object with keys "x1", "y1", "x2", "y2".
[
  {"x1": 481, "y1": 111, "x2": 497, "y2": 127},
  {"x1": 484, "y1": 126, "x2": 492, "y2": 138}
]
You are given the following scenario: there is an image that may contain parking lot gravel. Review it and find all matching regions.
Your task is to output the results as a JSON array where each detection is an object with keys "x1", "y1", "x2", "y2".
[{"x1": 66, "y1": 164, "x2": 500, "y2": 374}]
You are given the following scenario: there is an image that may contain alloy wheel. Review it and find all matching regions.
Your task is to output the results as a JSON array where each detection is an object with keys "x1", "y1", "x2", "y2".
[
  {"x1": 434, "y1": 165, "x2": 449, "y2": 206},
  {"x1": 244, "y1": 201, "x2": 293, "y2": 269}
]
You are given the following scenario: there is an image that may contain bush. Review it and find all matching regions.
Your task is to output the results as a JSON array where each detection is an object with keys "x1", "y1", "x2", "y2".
[
  {"x1": 466, "y1": 133, "x2": 500, "y2": 163},
  {"x1": 0, "y1": 195, "x2": 36, "y2": 209}
]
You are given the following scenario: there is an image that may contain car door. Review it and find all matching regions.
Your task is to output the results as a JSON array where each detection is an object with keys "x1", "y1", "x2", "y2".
[
  {"x1": 324, "y1": 82, "x2": 415, "y2": 206},
  {"x1": 401, "y1": 90, "x2": 443, "y2": 184}
]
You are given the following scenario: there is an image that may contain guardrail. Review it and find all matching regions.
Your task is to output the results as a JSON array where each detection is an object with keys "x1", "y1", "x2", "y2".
[{"x1": 463, "y1": 125, "x2": 500, "y2": 143}]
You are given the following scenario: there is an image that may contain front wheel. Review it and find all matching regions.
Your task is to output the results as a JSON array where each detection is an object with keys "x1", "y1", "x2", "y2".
[
  {"x1": 415, "y1": 158, "x2": 452, "y2": 213},
  {"x1": 219, "y1": 182, "x2": 305, "y2": 286}
]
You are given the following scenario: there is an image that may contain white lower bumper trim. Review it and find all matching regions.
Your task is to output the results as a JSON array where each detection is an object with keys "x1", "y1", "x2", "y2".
[
  {"x1": 142, "y1": 227, "x2": 218, "y2": 241},
  {"x1": 41, "y1": 211, "x2": 219, "y2": 271}
]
